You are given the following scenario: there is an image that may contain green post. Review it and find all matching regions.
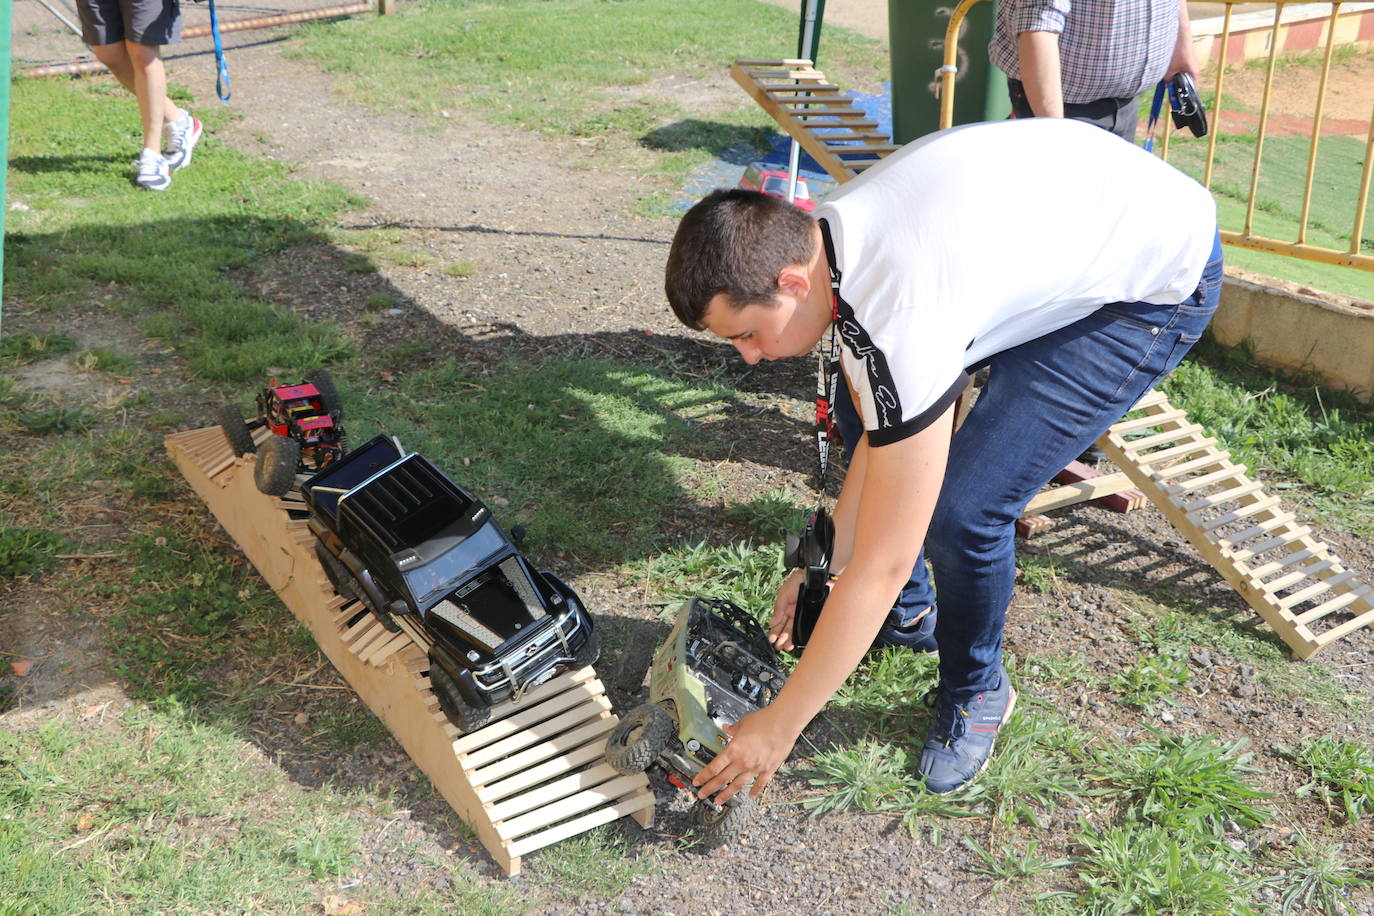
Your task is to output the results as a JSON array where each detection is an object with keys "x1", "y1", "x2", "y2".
[
  {"x1": 1, "y1": 0, "x2": 11, "y2": 334},
  {"x1": 887, "y1": 0, "x2": 1009, "y2": 144}
]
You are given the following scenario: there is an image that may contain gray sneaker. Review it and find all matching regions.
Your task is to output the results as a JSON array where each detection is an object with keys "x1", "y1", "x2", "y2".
[
  {"x1": 917, "y1": 667, "x2": 1017, "y2": 793},
  {"x1": 136, "y1": 149, "x2": 170, "y2": 191},
  {"x1": 165, "y1": 114, "x2": 203, "y2": 172}
]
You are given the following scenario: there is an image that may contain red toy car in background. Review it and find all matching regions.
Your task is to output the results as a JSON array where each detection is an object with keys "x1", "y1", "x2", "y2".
[
  {"x1": 739, "y1": 161, "x2": 815, "y2": 212},
  {"x1": 216, "y1": 370, "x2": 348, "y2": 496}
]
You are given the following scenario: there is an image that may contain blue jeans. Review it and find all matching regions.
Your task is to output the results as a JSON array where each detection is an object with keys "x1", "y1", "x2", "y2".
[{"x1": 834, "y1": 235, "x2": 1224, "y2": 697}]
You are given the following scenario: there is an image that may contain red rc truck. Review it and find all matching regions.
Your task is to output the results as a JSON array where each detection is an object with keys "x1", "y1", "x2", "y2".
[{"x1": 216, "y1": 370, "x2": 348, "y2": 496}]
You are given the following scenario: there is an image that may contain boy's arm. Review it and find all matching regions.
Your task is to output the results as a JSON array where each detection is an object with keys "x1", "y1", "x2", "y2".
[{"x1": 695, "y1": 404, "x2": 955, "y2": 804}]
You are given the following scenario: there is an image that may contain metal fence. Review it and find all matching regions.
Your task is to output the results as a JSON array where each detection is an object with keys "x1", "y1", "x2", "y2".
[{"x1": 939, "y1": 0, "x2": 1374, "y2": 273}]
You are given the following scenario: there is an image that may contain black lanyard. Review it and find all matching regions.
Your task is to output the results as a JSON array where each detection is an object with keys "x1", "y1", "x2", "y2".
[{"x1": 815, "y1": 219, "x2": 843, "y2": 492}]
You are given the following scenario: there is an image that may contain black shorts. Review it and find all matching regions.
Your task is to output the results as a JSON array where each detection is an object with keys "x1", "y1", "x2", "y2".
[{"x1": 78, "y1": 0, "x2": 182, "y2": 47}]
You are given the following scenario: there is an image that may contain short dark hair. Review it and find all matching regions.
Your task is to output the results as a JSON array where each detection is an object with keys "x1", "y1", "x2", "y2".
[{"x1": 664, "y1": 188, "x2": 818, "y2": 329}]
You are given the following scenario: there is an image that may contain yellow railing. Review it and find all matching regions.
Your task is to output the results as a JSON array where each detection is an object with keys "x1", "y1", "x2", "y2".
[{"x1": 939, "y1": 0, "x2": 1374, "y2": 272}]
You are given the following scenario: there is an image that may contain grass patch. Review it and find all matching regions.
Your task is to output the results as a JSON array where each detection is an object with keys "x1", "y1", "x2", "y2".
[
  {"x1": 1283, "y1": 736, "x2": 1374, "y2": 825},
  {"x1": 6, "y1": 78, "x2": 362, "y2": 383},
  {"x1": 0, "y1": 522, "x2": 70, "y2": 579},
  {"x1": 0, "y1": 332, "x2": 77, "y2": 363},
  {"x1": 1261, "y1": 830, "x2": 1374, "y2": 916},
  {"x1": 291, "y1": 0, "x2": 886, "y2": 205},
  {"x1": 528, "y1": 826, "x2": 656, "y2": 898}
]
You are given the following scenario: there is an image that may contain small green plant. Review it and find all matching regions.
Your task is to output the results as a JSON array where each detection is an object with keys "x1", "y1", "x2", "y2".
[
  {"x1": 365, "y1": 292, "x2": 398, "y2": 311},
  {"x1": 723, "y1": 488, "x2": 808, "y2": 541},
  {"x1": 1087, "y1": 730, "x2": 1270, "y2": 833},
  {"x1": 1051, "y1": 822, "x2": 1256, "y2": 916},
  {"x1": 0, "y1": 332, "x2": 77, "y2": 363},
  {"x1": 1261, "y1": 829, "x2": 1373, "y2": 916},
  {"x1": 342, "y1": 253, "x2": 378, "y2": 273},
  {"x1": 1283, "y1": 735, "x2": 1374, "y2": 824},
  {"x1": 0, "y1": 524, "x2": 69, "y2": 578},
  {"x1": 1109, "y1": 651, "x2": 1189, "y2": 708},
  {"x1": 796, "y1": 740, "x2": 917, "y2": 817},
  {"x1": 969, "y1": 710, "x2": 1084, "y2": 827},
  {"x1": 443, "y1": 261, "x2": 476, "y2": 278},
  {"x1": 74, "y1": 346, "x2": 137, "y2": 375},
  {"x1": 17, "y1": 405, "x2": 95, "y2": 436},
  {"x1": 289, "y1": 826, "x2": 358, "y2": 878},
  {"x1": 966, "y1": 836, "x2": 1070, "y2": 886},
  {"x1": 1016, "y1": 553, "x2": 1062, "y2": 594}
]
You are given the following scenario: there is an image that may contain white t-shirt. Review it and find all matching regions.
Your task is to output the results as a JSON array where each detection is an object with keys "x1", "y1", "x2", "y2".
[{"x1": 814, "y1": 117, "x2": 1216, "y2": 446}]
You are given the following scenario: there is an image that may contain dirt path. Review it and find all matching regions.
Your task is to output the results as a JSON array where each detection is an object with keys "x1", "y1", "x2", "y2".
[{"x1": 6, "y1": 8, "x2": 1374, "y2": 916}]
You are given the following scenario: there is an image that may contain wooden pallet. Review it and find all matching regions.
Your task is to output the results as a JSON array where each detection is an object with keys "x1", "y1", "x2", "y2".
[
  {"x1": 165, "y1": 427, "x2": 654, "y2": 875},
  {"x1": 730, "y1": 59, "x2": 897, "y2": 183},
  {"x1": 1096, "y1": 390, "x2": 1374, "y2": 658}
]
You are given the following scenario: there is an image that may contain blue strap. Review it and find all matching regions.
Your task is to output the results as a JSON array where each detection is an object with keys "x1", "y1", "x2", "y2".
[
  {"x1": 208, "y1": 0, "x2": 231, "y2": 102},
  {"x1": 1143, "y1": 80, "x2": 1165, "y2": 152}
]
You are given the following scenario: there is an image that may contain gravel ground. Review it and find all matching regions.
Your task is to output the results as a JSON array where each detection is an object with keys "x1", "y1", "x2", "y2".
[{"x1": 5, "y1": 7, "x2": 1374, "y2": 915}]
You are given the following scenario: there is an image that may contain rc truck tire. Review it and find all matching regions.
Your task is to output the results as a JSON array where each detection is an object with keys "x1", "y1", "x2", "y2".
[
  {"x1": 315, "y1": 542, "x2": 359, "y2": 603},
  {"x1": 571, "y1": 628, "x2": 600, "y2": 671},
  {"x1": 604, "y1": 703, "x2": 673, "y2": 775},
  {"x1": 255, "y1": 435, "x2": 301, "y2": 496},
  {"x1": 688, "y1": 794, "x2": 754, "y2": 849},
  {"x1": 217, "y1": 405, "x2": 256, "y2": 457},
  {"x1": 428, "y1": 657, "x2": 492, "y2": 734},
  {"x1": 304, "y1": 369, "x2": 343, "y2": 420}
]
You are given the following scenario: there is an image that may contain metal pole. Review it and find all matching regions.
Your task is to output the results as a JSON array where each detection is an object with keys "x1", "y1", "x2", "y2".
[
  {"x1": 788, "y1": 0, "x2": 825, "y2": 204},
  {"x1": 32, "y1": 0, "x2": 83, "y2": 38},
  {"x1": 1, "y1": 0, "x2": 10, "y2": 334}
]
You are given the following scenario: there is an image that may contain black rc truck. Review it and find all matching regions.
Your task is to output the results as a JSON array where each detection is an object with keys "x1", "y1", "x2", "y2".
[
  {"x1": 300, "y1": 434, "x2": 598, "y2": 733},
  {"x1": 604, "y1": 596, "x2": 787, "y2": 847}
]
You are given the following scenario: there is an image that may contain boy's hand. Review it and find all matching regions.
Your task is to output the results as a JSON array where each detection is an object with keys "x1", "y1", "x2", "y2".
[
  {"x1": 691, "y1": 704, "x2": 800, "y2": 804},
  {"x1": 769, "y1": 569, "x2": 805, "y2": 651}
]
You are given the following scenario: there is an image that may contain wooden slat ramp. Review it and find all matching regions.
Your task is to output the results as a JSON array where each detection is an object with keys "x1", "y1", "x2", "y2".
[
  {"x1": 166, "y1": 427, "x2": 654, "y2": 875},
  {"x1": 731, "y1": 59, "x2": 896, "y2": 183},
  {"x1": 1096, "y1": 390, "x2": 1374, "y2": 658}
]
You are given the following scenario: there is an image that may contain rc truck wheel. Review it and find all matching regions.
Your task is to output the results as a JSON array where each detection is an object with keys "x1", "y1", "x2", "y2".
[
  {"x1": 255, "y1": 435, "x2": 301, "y2": 496},
  {"x1": 571, "y1": 628, "x2": 600, "y2": 671},
  {"x1": 315, "y1": 542, "x2": 359, "y2": 603},
  {"x1": 217, "y1": 405, "x2": 256, "y2": 457},
  {"x1": 605, "y1": 703, "x2": 673, "y2": 774},
  {"x1": 688, "y1": 794, "x2": 754, "y2": 849},
  {"x1": 428, "y1": 657, "x2": 492, "y2": 734},
  {"x1": 304, "y1": 369, "x2": 343, "y2": 420}
]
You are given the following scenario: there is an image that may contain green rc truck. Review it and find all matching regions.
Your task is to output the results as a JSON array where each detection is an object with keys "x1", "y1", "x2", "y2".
[{"x1": 604, "y1": 596, "x2": 787, "y2": 847}]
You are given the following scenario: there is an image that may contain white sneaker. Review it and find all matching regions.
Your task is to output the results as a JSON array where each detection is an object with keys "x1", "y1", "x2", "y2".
[
  {"x1": 165, "y1": 113, "x2": 203, "y2": 172},
  {"x1": 136, "y1": 148, "x2": 171, "y2": 191}
]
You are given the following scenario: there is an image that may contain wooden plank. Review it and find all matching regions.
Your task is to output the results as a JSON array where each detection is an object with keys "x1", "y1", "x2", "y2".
[
  {"x1": 505, "y1": 793, "x2": 656, "y2": 860},
  {"x1": 1312, "y1": 605, "x2": 1374, "y2": 645},
  {"x1": 1291, "y1": 588, "x2": 1368, "y2": 625},
  {"x1": 495, "y1": 773, "x2": 649, "y2": 841},
  {"x1": 1277, "y1": 571, "x2": 1358, "y2": 609},
  {"x1": 1167, "y1": 464, "x2": 1250, "y2": 497},
  {"x1": 1216, "y1": 513, "x2": 1299, "y2": 549},
  {"x1": 1263, "y1": 559, "x2": 1337, "y2": 593},
  {"x1": 1230, "y1": 528, "x2": 1313, "y2": 564},
  {"x1": 475, "y1": 742, "x2": 611, "y2": 804},
  {"x1": 460, "y1": 697, "x2": 613, "y2": 771},
  {"x1": 1127, "y1": 423, "x2": 1206, "y2": 451},
  {"x1": 1127, "y1": 388, "x2": 1170, "y2": 411},
  {"x1": 1130, "y1": 437, "x2": 1221, "y2": 468},
  {"x1": 485, "y1": 762, "x2": 624, "y2": 824},
  {"x1": 1024, "y1": 470, "x2": 1137, "y2": 514},
  {"x1": 1111, "y1": 408, "x2": 1189, "y2": 434},
  {"x1": 1182, "y1": 479, "x2": 1265, "y2": 514},
  {"x1": 468, "y1": 716, "x2": 617, "y2": 787},
  {"x1": 453, "y1": 680, "x2": 604, "y2": 756},
  {"x1": 1149, "y1": 450, "x2": 1233, "y2": 480},
  {"x1": 1200, "y1": 494, "x2": 1282, "y2": 533},
  {"x1": 1247, "y1": 545, "x2": 1331, "y2": 579}
]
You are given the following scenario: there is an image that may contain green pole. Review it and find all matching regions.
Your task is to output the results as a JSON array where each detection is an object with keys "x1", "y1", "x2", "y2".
[
  {"x1": 1, "y1": 0, "x2": 11, "y2": 335},
  {"x1": 888, "y1": 0, "x2": 1009, "y2": 144}
]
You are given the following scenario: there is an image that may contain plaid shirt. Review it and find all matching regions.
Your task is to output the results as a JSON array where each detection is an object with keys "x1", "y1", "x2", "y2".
[{"x1": 989, "y1": 0, "x2": 1181, "y2": 103}]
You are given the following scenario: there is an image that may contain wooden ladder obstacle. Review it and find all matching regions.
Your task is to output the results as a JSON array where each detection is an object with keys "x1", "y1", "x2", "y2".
[
  {"x1": 166, "y1": 426, "x2": 654, "y2": 876},
  {"x1": 1095, "y1": 389, "x2": 1374, "y2": 658},
  {"x1": 730, "y1": 59, "x2": 898, "y2": 182}
]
